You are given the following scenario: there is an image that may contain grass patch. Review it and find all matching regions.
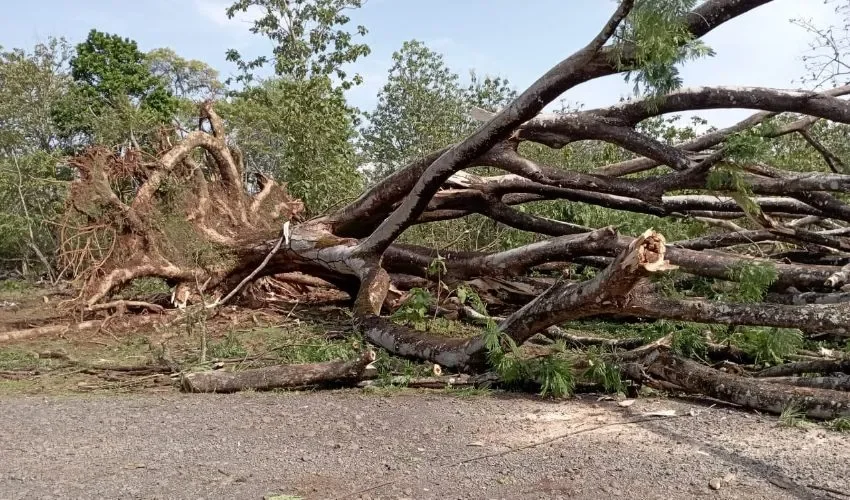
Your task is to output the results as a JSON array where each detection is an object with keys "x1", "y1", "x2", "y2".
[
  {"x1": 779, "y1": 404, "x2": 809, "y2": 429},
  {"x1": 0, "y1": 348, "x2": 40, "y2": 370},
  {"x1": 421, "y1": 317, "x2": 483, "y2": 338},
  {"x1": 0, "y1": 378, "x2": 41, "y2": 395},
  {"x1": 444, "y1": 386, "x2": 493, "y2": 397},
  {"x1": 0, "y1": 279, "x2": 35, "y2": 298},
  {"x1": 271, "y1": 334, "x2": 361, "y2": 364},
  {"x1": 208, "y1": 333, "x2": 249, "y2": 359},
  {"x1": 826, "y1": 417, "x2": 850, "y2": 433}
]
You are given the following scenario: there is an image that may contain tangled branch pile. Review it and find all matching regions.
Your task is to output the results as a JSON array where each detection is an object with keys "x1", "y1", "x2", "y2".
[{"x1": 53, "y1": 0, "x2": 850, "y2": 419}]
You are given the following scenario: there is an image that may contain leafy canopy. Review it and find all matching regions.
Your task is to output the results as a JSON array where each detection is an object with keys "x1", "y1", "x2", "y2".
[
  {"x1": 51, "y1": 30, "x2": 178, "y2": 146},
  {"x1": 219, "y1": 76, "x2": 363, "y2": 213},
  {"x1": 612, "y1": 0, "x2": 714, "y2": 96},
  {"x1": 360, "y1": 39, "x2": 516, "y2": 181},
  {"x1": 69, "y1": 29, "x2": 177, "y2": 120},
  {"x1": 225, "y1": 0, "x2": 370, "y2": 89}
]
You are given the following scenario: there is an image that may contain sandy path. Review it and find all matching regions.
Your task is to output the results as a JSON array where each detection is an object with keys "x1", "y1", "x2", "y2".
[{"x1": 0, "y1": 392, "x2": 847, "y2": 499}]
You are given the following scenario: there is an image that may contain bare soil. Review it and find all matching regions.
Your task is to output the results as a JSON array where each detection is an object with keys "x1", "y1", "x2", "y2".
[{"x1": 1, "y1": 392, "x2": 849, "y2": 500}]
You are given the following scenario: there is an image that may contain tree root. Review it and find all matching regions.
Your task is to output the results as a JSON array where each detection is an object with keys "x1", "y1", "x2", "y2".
[{"x1": 88, "y1": 300, "x2": 165, "y2": 314}]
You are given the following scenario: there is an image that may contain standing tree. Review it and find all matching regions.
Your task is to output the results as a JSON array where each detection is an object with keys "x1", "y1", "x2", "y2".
[
  {"x1": 224, "y1": 0, "x2": 370, "y2": 89},
  {"x1": 0, "y1": 38, "x2": 74, "y2": 276},
  {"x1": 218, "y1": 0, "x2": 371, "y2": 214},
  {"x1": 146, "y1": 48, "x2": 225, "y2": 102},
  {"x1": 220, "y1": 77, "x2": 364, "y2": 213},
  {"x1": 45, "y1": 0, "x2": 850, "y2": 418},
  {"x1": 51, "y1": 30, "x2": 179, "y2": 148},
  {"x1": 360, "y1": 40, "x2": 516, "y2": 182}
]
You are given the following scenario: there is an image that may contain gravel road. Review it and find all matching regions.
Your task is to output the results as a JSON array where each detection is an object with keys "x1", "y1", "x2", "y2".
[{"x1": 1, "y1": 391, "x2": 847, "y2": 499}]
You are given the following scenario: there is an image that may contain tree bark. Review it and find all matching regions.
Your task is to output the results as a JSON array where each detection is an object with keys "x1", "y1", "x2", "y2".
[
  {"x1": 643, "y1": 350, "x2": 850, "y2": 419},
  {"x1": 180, "y1": 350, "x2": 377, "y2": 393}
]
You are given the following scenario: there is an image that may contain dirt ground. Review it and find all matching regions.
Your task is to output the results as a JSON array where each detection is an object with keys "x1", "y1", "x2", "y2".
[{"x1": 1, "y1": 392, "x2": 849, "y2": 500}]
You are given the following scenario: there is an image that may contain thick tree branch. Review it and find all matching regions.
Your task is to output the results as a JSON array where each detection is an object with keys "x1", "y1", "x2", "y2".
[{"x1": 354, "y1": 1, "x2": 634, "y2": 257}]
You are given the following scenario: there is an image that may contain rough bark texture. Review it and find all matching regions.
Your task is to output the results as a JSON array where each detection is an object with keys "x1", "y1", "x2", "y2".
[
  {"x1": 180, "y1": 350, "x2": 376, "y2": 393},
  {"x1": 644, "y1": 350, "x2": 850, "y2": 419}
]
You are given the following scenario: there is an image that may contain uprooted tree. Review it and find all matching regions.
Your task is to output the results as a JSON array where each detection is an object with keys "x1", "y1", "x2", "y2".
[{"x1": 40, "y1": 0, "x2": 850, "y2": 418}]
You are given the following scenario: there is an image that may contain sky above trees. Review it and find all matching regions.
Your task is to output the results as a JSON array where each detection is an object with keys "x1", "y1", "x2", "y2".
[{"x1": 1, "y1": 0, "x2": 836, "y2": 126}]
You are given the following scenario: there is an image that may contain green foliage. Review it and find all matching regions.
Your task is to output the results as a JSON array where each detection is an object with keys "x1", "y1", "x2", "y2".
[
  {"x1": 483, "y1": 322, "x2": 575, "y2": 398},
  {"x1": 220, "y1": 76, "x2": 364, "y2": 214},
  {"x1": 445, "y1": 386, "x2": 493, "y2": 397},
  {"x1": 728, "y1": 261, "x2": 778, "y2": 303},
  {"x1": 706, "y1": 164, "x2": 767, "y2": 222},
  {"x1": 612, "y1": 0, "x2": 714, "y2": 96},
  {"x1": 534, "y1": 353, "x2": 577, "y2": 398},
  {"x1": 208, "y1": 334, "x2": 249, "y2": 359},
  {"x1": 0, "y1": 279, "x2": 34, "y2": 295},
  {"x1": 391, "y1": 288, "x2": 433, "y2": 329},
  {"x1": 671, "y1": 328, "x2": 708, "y2": 360},
  {"x1": 636, "y1": 114, "x2": 703, "y2": 145},
  {"x1": 0, "y1": 151, "x2": 66, "y2": 271},
  {"x1": 768, "y1": 117, "x2": 850, "y2": 175},
  {"x1": 739, "y1": 327, "x2": 803, "y2": 365},
  {"x1": 583, "y1": 351, "x2": 626, "y2": 393},
  {"x1": 52, "y1": 30, "x2": 178, "y2": 146},
  {"x1": 427, "y1": 254, "x2": 447, "y2": 278},
  {"x1": 706, "y1": 165, "x2": 750, "y2": 193},
  {"x1": 556, "y1": 200, "x2": 705, "y2": 241},
  {"x1": 0, "y1": 348, "x2": 40, "y2": 371},
  {"x1": 0, "y1": 39, "x2": 73, "y2": 273},
  {"x1": 273, "y1": 335, "x2": 360, "y2": 364},
  {"x1": 70, "y1": 30, "x2": 169, "y2": 105},
  {"x1": 723, "y1": 122, "x2": 776, "y2": 162},
  {"x1": 0, "y1": 38, "x2": 73, "y2": 153},
  {"x1": 371, "y1": 348, "x2": 432, "y2": 384},
  {"x1": 146, "y1": 48, "x2": 224, "y2": 101},
  {"x1": 361, "y1": 39, "x2": 516, "y2": 181},
  {"x1": 225, "y1": 0, "x2": 370, "y2": 89},
  {"x1": 455, "y1": 284, "x2": 487, "y2": 315},
  {"x1": 779, "y1": 404, "x2": 808, "y2": 428},
  {"x1": 145, "y1": 48, "x2": 225, "y2": 129},
  {"x1": 826, "y1": 417, "x2": 850, "y2": 433}
]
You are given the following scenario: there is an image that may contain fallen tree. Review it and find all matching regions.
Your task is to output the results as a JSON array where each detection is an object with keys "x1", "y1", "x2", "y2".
[{"x1": 23, "y1": 0, "x2": 850, "y2": 418}]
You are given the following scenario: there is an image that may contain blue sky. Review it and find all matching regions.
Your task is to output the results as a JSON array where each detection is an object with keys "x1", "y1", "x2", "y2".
[{"x1": 2, "y1": 0, "x2": 835, "y2": 127}]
